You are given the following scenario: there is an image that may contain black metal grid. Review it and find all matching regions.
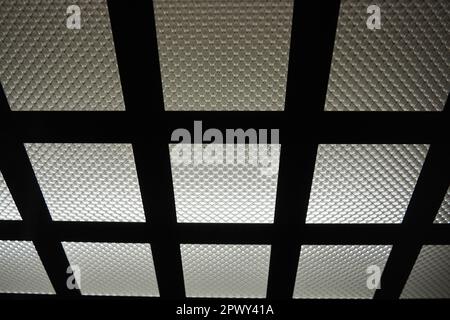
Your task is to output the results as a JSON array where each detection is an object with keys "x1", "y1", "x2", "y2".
[{"x1": 0, "y1": 0, "x2": 449, "y2": 303}]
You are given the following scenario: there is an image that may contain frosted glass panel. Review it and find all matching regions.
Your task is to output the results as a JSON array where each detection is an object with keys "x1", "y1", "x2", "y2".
[
  {"x1": 63, "y1": 242, "x2": 160, "y2": 297},
  {"x1": 26, "y1": 144, "x2": 146, "y2": 222},
  {"x1": 326, "y1": 0, "x2": 449, "y2": 111},
  {"x1": 181, "y1": 244, "x2": 271, "y2": 298},
  {"x1": 0, "y1": 0, "x2": 124, "y2": 111},
  {"x1": 154, "y1": 0, "x2": 293, "y2": 110},
  {"x1": 306, "y1": 144, "x2": 428, "y2": 223},
  {"x1": 171, "y1": 144, "x2": 280, "y2": 223},
  {"x1": 401, "y1": 245, "x2": 450, "y2": 299},
  {"x1": 294, "y1": 245, "x2": 391, "y2": 299},
  {"x1": 0, "y1": 241, "x2": 54, "y2": 294}
]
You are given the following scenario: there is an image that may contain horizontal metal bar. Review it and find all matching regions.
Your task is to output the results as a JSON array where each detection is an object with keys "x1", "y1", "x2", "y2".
[
  {"x1": 1, "y1": 222, "x2": 449, "y2": 245},
  {"x1": 0, "y1": 112, "x2": 446, "y2": 143}
]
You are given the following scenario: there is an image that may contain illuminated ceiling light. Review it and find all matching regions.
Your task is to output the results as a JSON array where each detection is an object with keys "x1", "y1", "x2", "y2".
[
  {"x1": 0, "y1": 241, "x2": 55, "y2": 294},
  {"x1": 306, "y1": 144, "x2": 429, "y2": 223},
  {"x1": 170, "y1": 144, "x2": 280, "y2": 223},
  {"x1": 293, "y1": 245, "x2": 392, "y2": 299},
  {"x1": 26, "y1": 144, "x2": 146, "y2": 222},
  {"x1": 401, "y1": 245, "x2": 450, "y2": 298},
  {"x1": 0, "y1": 0, "x2": 124, "y2": 111},
  {"x1": 181, "y1": 244, "x2": 271, "y2": 298},
  {"x1": 154, "y1": 0, "x2": 293, "y2": 110},
  {"x1": 325, "y1": 0, "x2": 449, "y2": 111},
  {"x1": 63, "y1": 242, "x2": 160, "y2": 297}
]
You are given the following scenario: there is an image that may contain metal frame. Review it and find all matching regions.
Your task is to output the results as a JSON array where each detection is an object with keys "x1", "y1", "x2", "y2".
[{"x1": 0, "y1": 0, "x2": 448, "y2": 302}]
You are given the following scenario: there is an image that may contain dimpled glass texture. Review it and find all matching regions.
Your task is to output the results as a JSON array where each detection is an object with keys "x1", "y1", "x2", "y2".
[
  {"x1": 181, "y1": 244, "x2": 271, "y2": 298},
  {"x1": 62, "y1": 242, "x2": 160, "y2": 297},
  {"x1": 25, "y1": 144, "x2": 146, "y2": 222},
  {"x1": 0, "y1": 241, "x2": 55, "y2": 294}
]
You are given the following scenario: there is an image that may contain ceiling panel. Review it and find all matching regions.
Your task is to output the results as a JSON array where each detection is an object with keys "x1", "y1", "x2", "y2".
[
  {"x1": 0, "y1": 241, "x2": 55, "y2": 294},
  {"x1": 170, "y1": 144, "x2": 280, "y2": 223},
  {"x1": 63, "y1": 242, "x2": 159, "y2": 297},
  {"x1": 26, "y1": 144, "x2": 146, "y2": 222},
  {"x1": 293, "y1": 245, "x2": 392, "y2": 299},
  {"x1": 434, "y1": 187, "x2": 449, "y2": 224},
  {"x1": 0, "y1": 0, "x2": 124, "y2": 111},
  {"x1": 0, "y1": 171, "x2": 21, "y2": 220},
  {"x1": 181, "y1": 244, "x2": 271, "y2": 298},
  {"x1": 154, "y1": 0, "x2": 293, "y2": 110},
  {"x1": 306, "y1": 144, "x2": 428, "y2": 223},
  {"x1": 401, "y1": 245, "x2": 450, "y2": 299},
  {"x1": 325, "y1": 0, "x2": 449, "y2": 111}
]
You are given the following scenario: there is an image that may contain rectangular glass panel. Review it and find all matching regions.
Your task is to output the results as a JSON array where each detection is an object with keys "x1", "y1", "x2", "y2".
[
  {"x1": 63, "y1": 242, "x2": 160, "y2": 297},
  {"x1": 0, "y1": 241, "x2": 54, "y2": 294},
  {"x1": 0, "y1": 0, "x2": 124, "y2": 111},
  {"x1": 181, "y1": 244, "x2": 271, "y2": 298},
  {"x1": 170, "y1": 144, "x2": 280, "y2": 223},
  {"x1": 401, "y1": 245, "x2": 450, "y2": 299},
  {"x1": 306, "y1": 144, "x2": 428, "y2": 223},
  {"x1": 26, "y1": 144, "x2": 146, "y2": 222},
  {"x1": 293, "y1": 245, "x2": 392, "y2": 299},
  {"x1": 154, "y1": 0, "x2": 293, "y2": 110},
  {"x1": 325, "y1": 0, "x2": 449, "y2": 111}
]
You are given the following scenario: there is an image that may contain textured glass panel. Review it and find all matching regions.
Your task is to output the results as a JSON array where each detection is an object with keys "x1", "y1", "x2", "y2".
[
  {"x1": 401, "y1": 245, "x2": 450, "y2": 299},
  {"x1": 0, "y1": 241, "x2": 55, "y2": 294},
  {"x1": 434, "y1": 187, "x2": 449, "y2": 224},
  {"x1": 0, "y1": 0, "x2": 124, "y2": 111},
  {"x1": 306, "y1": 144, "x2": 428, "y2": 223},
  {"x1": 170, "y1": 144, "x2": 280, "y2": 223},
  {"x1": 154, "y1": 0, "x2": 293, "y2": 110},
  {"x1": 326, "y1": 0, "x2": 449, "y2": 111},
  {"x1": 0, "y1": 171, "x2": 21, "y2": 220},
  {"x1": 26, "y1": 144, "x2": 146, "y2": 222},
  {"x1": 181, "y1": 244, "x2": 271, "y2": 298},
  {"x1": 63, "y1": 242, "x2": 159, "y2": 297},
  {"x1": 293, "y1": 245, "x2": 392, "y2": 299}
]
